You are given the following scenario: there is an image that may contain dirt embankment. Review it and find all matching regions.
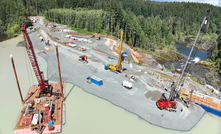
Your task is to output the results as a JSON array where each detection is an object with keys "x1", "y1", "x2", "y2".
[{"x1": 103, "y1": 37, "x2": 158, "y2": 67}]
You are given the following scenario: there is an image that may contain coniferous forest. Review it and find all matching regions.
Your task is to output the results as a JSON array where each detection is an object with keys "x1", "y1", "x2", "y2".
[{"x1": 1, "y1": 0, "x2": 221, "y2": 69}]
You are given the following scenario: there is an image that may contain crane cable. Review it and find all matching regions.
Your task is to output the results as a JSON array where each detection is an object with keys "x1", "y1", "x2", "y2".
[
  {"x1": 179, "y1": 22, "x2": 209, "y2": 88},
  {"x1": 171, "y1": 8, "x2": 211, "y2": 100},
  {"x1": 23, "y1": 41, "x2": 35, "y2": 86},
  {"x1": 174, "y1": 20, "x2": 209, "y2": 99},
  {"x1": 23, "y1": 47, "x2": 31, "y2": 87}
]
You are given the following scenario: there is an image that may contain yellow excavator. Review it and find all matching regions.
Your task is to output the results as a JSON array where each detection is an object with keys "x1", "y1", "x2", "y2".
[
  {"x1": 90, "y1": 33, "x2": 97, "y2": 38},
  {"x1": 104, "y1": 31, "x2": 127, "y2": 72}
]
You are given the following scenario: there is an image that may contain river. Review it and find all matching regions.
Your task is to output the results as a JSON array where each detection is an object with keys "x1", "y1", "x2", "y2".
[
  {"x1": 175, "y1": 43, "x2": 209, "y2": 61},
  {"x1": 0, "y1": 36, "x2": 220, "y2": 134}
]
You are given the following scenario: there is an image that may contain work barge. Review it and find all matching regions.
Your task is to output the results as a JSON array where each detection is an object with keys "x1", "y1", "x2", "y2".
[
  {"x1": 13, "y1": 23, "x2": 65, "y2": 134},
  {"x1": 14, "y1": 84, "x2": 64, "y2": 134}
]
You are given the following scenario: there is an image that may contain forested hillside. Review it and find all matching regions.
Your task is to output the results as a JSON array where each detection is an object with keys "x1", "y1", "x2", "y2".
[
  {"x1": 1, "y1": 0, "x2": 221, "y2": 68},
  {"x1": 1, "y1": 0, "x2": 221, "y2": 46}
]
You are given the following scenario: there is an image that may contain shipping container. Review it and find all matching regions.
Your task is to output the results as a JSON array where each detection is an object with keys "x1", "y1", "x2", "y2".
[{"x1": 90, "y1": 76, "x2": 103, "y2": 86}]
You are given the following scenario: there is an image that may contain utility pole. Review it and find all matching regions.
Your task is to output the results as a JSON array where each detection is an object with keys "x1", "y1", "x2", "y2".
[
  {"x1": 10, "y1": 55, "x2": 25, "y2": 105},
  {"x1": 55, "y1": 44, "x2": 64, "y2": 101}
]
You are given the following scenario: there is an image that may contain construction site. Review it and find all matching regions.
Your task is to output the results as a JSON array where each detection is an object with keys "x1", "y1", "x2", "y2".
[
  {"x1": 12, "y1": 12, "x2": 221, "y2": 133},
  {"x1": 13, "y1": 23, "x2": 65, "y2": 134}
]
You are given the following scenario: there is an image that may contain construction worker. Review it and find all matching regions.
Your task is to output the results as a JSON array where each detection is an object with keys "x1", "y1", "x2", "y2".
[{"x1": 181, "y1": 108, "x2": 183, "y2": 112}]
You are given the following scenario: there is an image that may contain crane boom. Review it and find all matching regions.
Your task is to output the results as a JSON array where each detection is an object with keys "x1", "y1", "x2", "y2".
[
  {"x1": 156, "y1": 9, "x2": 211, "y2": 110},
  {"x1": 21, "y1": 23, "x2": 46, "y2": 91},
  {"x1": 169, "y1": 8, "x2": 211, "y2": 101}
]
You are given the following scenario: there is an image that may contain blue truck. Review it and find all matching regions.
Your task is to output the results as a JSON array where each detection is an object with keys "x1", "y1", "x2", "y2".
[{"x1": 90, "y1": 76, "x2": 103, "y2": 86}]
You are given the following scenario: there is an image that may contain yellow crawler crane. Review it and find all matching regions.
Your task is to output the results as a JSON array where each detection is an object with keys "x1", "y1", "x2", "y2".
[{"x1": 104, "y1": 31, "x2": 127, "y2": 72}]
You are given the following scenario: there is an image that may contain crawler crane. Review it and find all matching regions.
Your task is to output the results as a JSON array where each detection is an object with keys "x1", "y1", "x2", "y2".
[
  {"x1": 156, "y1": 9, "x2": 211, "y2": 110},
  {"x1": 21, "y1": 23, "x2": 52, "y2": 98}
]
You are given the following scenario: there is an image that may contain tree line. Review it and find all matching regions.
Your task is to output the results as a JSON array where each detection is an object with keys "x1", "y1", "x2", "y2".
[
  {"x1": 1, "y1": 0, "x2": 221, "y2": 44},
  {"x1": 1, "y1": 0, "x2": 221, "y2": 69}
]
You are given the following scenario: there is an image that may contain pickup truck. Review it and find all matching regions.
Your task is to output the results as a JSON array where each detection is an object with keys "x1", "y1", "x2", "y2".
[{"x1": 122, "y1": 80, "x2": 132, "y2": 89}]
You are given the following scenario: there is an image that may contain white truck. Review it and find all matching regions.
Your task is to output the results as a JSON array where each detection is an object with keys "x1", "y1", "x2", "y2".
[{"x1": 122, "y1": 80, "x2": 132, "y2": 89}]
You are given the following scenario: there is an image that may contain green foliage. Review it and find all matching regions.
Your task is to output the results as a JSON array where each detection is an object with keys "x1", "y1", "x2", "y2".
[
  {"x1": 134, "y1": 62, "x2": 142, "y2": 66},
  {"x1": 1, "y1": 0, "x2": 221, "y2": 54},
  {"x1": 169, "y1": 64, "x2": 175, "y2": 72},
  {"x1": 7, "y1": 24, "x2": 21, "y2": 38},
  {"x1": 70, "y1": 27, "x2": 89, "y2": 33},
  {"x1": 190, "y1": 77, "x2": 204, "y2": 85}
]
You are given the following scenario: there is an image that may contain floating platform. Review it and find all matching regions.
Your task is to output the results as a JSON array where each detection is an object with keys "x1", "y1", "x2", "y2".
[
  {"x1": 199, "y1": 104, "x2": 221, "y2": 117},
  {"x1": 14, "y1": 83, "x2": 64, "y2": 134},
  {"x1": 180, "y1": 90, "x2": 221, "y2": 117}
]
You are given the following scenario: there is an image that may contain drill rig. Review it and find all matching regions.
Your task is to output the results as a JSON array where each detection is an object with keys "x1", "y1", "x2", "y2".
[
  {"x1": 156, "y1": 9, "x2": 211, "y2": 110},
  {"x1": 104, "y1": 31, "x2": 128, "y2": 72},
  {"x1": 21, "y1": 23, "x2": 52, "y2": 98}
]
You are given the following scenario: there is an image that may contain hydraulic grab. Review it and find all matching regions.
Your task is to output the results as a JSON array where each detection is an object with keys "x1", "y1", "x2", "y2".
[
  {"x1": 156, "y1": 9, "x2": 211, "y2": 110},
  {"x1": 21, "y1": 23, "x2": 51, "y2": 98}
]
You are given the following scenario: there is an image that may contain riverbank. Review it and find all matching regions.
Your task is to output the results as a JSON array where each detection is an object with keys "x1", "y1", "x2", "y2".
[
  {"x1": 176, "y1": 36, "x2": 213, "y2": 52},
  {"x1": 0, "y1": 34, "x2": 23, "y2": 44}
]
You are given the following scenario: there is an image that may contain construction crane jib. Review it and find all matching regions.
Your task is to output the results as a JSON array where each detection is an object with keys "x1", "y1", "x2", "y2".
[
  {"x1": 170, "y1": 8, "x2": 211, "y2": 100},
  {"x1": 21, "y1": 23, "x2": 46, "y2": 91}
]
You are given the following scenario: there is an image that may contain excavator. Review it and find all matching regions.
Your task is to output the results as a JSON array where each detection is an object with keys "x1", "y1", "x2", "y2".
[
  {"x1": 21, "y1": 23, "x2": 52, "y2": 98},
  {"x1": 79, "y1": 55, "x2": 88, "y2": 63},
  {"x1": 90, "y1": 33, "x2": 97, "y2": 38},
  {"x1": 90, "y1": 33, "x2": 101, "y2": 40},
  {"x1": 104, "y1": 31, "x2": 127, "y2": 72},
  {"x1": 156, "y1": 9, "x2": 210, "y2": 111}
]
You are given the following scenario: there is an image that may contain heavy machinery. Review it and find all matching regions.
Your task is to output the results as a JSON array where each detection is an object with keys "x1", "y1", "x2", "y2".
[
  {"x1": 104, "y1": 31, "x2": 127, "y2": 72},
  {"x1": 157, "y1": 93, "x2": 177, "y2": 110},
  {"x1": 156, "y1": 9, "x2": 211, "y2": 110},
  {"x1": 97, "y1": 34, "x2": 102, "y2": 40},
  {"x1": 90, "y1": 33, "x2": 97, "y2": 38},
  {"x1": 90, "y1": 33, "x2": 101, "y2": 40},
  {"x1": 79, "y1": 55, "x2": 88, "y2": 63},
  {"x1": 52, "y1": 25, "x2": 56, "y2": 28},
  {"x1": 48, "y1": 121, "x2": 54, "y2": 131},
  {"x1": 21, "y1": 23, "x2": 52, "y2": 98}
]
